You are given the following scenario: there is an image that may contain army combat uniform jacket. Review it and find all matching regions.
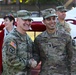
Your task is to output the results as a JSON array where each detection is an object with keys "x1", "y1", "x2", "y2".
[
  {"x1": 56, "y1": 21, "x2": 71, "y2": 34},
  {"x1": 33, "y1": 30, "x2": 73, "y2": 75},
  {"x1": 2, "y1": 28, "x2": 33, "y2": 75}
]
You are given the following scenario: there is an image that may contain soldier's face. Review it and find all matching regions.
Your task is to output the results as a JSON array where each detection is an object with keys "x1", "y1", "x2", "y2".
[
  {"x1": 17, "y1": 18, "x2": 32, "y2": 31},
  {"x1": 43, "y1": 16, "x2": 57, "y2": 30},
  {"x1": 56, "y1": 11, "x2": 66, "y2": 20}
]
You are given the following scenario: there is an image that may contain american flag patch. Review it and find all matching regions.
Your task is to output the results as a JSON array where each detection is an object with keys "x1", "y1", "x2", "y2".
[{"x1": 10, "y1": 41, "x2": 16, "y2": 49}]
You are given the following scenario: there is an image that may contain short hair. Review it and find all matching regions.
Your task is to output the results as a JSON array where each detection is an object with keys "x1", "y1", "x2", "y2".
[{"x1": 3, "y1": 15, "x2": 15, "y2": 25}]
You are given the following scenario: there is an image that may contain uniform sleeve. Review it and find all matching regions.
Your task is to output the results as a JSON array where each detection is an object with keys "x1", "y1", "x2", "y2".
[
  {"x1": 33, "y1": 37, "x2": 41, "y2": 63},
  {"x1": 2, "y1": 39, "x2": 26, "y2": 70},
  {"x1": 26, "y1": 35, "x2": 33, "y2": 59},
  {"x1": 66, "y1": 35, "x2": 73, "y2": 59},
  {"x1": 65, "y1": 22, "x2": 71, "y2": 33},
  {"x1": 66, "y1": 35, "x2": 73, "y2": 73}
]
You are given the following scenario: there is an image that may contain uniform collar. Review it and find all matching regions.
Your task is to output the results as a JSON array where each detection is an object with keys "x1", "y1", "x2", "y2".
[{"x1": 41, "y1": 30, "x2": 58, "y2": 38}]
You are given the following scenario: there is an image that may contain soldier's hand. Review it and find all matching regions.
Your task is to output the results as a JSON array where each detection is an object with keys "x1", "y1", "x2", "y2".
[{"x1": 29, "y1": 59, "x2": 37, "y2": 68}]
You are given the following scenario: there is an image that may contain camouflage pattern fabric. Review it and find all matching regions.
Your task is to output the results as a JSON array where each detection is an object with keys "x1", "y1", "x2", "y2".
[
  {"x1": 2, "y1": 28, "x2": 33, "y2": 75},
  {"x1": 33, "y1": 30, "x2": 73, "y2": 75},
  {"x1": 56, "y1": 21, "x2": 71, "y2": 34},
  {"x1": 56, "y1": 20, "x2": 76, "y2": 75},
  {"x1": 71, "y1": 45, "x2": 76, "y2": 75}
]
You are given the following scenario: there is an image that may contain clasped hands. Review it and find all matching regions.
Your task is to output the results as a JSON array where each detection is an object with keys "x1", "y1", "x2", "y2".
[{"x1": 29, "y1": 59, "x2": 37, "y2": 68}]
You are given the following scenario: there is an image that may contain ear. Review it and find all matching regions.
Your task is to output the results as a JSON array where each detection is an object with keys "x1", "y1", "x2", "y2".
[
  {"x1": 16, "y1": 18, "x2": 19, "y2": 24},
  {"x1": 16, "y1": 18, "x2": 18, "y2": 22},
  {"x1": 42, "y1": 20, "x2": 46, "y2": 26}
]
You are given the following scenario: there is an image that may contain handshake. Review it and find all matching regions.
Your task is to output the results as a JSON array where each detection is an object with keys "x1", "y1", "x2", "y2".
[{"x1": 29, "y1": 59, "x2": 37, "y2": 68}]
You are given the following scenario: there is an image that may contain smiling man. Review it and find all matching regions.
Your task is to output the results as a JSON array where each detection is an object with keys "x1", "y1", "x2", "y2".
[
  {"x1": 2, "y1": 10, "x2": 37, "y2": 75},
  {"x1": 33, "y1": 8, "x2": 73, "y2": 75}
]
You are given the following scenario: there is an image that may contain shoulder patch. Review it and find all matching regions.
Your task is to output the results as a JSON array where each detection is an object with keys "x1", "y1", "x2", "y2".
[
  {"x1": 9, "y1": 41, "x2": 16, "y2": 49},
  {"x1": 8, "y1": 47, "x2": 16, "y2": 54}
]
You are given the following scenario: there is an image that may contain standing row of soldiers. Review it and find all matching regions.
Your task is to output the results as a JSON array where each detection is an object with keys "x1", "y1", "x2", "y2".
[{"x1": 0, "y1": 5, "x2": 76, "y2": 75}]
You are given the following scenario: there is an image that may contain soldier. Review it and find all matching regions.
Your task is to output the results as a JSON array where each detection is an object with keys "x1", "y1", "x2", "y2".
[
  {"x1": 56, "y1": 6, "x2": 76, "y2": 75},
  {"x1": 2, "y1": 10, "x2": 37, "y2": 75},
  {"x1": 56, "y1": 6, "x2": 71, "y2": 34},
  {"x1": 33, "y1": 8, "x2": 73, "y2": 75}
]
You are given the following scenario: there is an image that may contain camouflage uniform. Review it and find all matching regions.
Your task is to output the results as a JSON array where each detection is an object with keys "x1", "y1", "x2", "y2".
[
  {"x1": 33, "y1": 30, "x2": 73, "y2": 75},
  {"x1": 56, "y1": 6, "x2": 76, "y2": 75},
  {"x1": 56, "y1": 20, "x2": 71, "y2": 34},
  {"x1": 57, "y1": 20, "x2": 76, "y2": 75},
  {"x1": 2, "y1": 28, "x2": 33, "y2": 75},
  {"x1": 56, "y1": 6, "x2": 71, "y2": 34},
  {"x1": 71, "y1": 38, "x2": 76, "y2": 75},
  {"x1": 71, "y1": 46, "x2": 76, "y2": 75}
]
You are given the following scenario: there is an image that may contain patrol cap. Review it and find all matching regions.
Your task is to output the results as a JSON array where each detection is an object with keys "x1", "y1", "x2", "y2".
[
  {"x1": 17, "y1": 10, "x2": 33, "y2": 20},
  {"x1": 56, "y1": 6, "x2": 67, "y2": 12},
  {"x1": 42, "y1": 8, "x2": 57, "y2": 19}
]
